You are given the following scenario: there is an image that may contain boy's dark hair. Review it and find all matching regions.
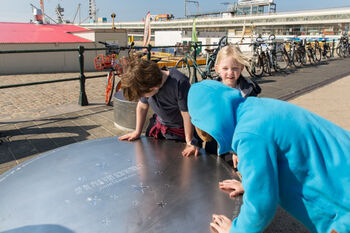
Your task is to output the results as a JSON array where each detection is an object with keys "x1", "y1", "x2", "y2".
[{"x1": 121, "y1": 55, "x2": 162, "y2": 101}]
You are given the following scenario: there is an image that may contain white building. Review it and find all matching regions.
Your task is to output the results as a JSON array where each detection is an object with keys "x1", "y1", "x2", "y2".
[{"x1": 0, "y1": 23, "x2": 127, "y2": 75}]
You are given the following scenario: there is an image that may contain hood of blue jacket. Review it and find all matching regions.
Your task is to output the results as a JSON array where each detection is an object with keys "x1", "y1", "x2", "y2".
[{"x1": 188, "y1": 80, "x2": 245, "y2": 154}]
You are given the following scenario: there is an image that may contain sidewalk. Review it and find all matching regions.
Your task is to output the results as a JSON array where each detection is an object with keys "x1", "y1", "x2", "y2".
[
  {"x1": 1, "y1": 78, "x2": 349, "y2": 177},
  {"x1": 289, "y1": 76, "x2": 350, "y2": 130},
  {"x1": 0, "y1": 72, "x2": 105, "y2": 123},
  {"x1": 1, "y1": 61, "x2": 350, "y2": 175}
]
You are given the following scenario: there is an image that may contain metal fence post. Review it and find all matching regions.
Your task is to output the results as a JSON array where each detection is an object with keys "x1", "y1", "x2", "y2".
[
  {"x1": 78, "y1": 46, "x2": 89, "y2": 106},
  {"x1": 147, "y1": 44, "x2": 152, "y2": 61}
]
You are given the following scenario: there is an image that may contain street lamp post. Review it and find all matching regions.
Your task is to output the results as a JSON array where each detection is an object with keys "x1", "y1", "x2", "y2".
[{"x1": 111, "y1": 13, "x2": 116, "y2": 30}]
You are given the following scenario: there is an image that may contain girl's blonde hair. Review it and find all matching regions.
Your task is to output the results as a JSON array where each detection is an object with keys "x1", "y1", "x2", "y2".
[
  {"x1": 195, "y1": 127, "x2": 213, "y2": 142},
  {"x1": 215, "y1": 44, "x2": 251, "y2": 69}
]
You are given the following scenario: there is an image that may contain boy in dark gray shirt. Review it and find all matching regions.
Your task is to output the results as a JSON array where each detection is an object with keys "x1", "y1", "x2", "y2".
[{"x1": 118, "y1": 56, "x2": 199, "y2": 156}]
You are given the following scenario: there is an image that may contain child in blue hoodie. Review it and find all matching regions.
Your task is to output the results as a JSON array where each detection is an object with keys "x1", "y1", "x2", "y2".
[{"x1": 188, "y1": 80, "x2": 350, "y2": 233}]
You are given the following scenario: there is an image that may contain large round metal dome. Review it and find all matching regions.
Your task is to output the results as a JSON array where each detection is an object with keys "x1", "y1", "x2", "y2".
[{"x1": 0, "y1": 137, "x2": 241, "y2": 233}]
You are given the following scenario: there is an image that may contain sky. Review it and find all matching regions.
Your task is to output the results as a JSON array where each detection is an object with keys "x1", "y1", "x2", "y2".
[{"x1": 0, "y1": 0, "x2": 350, "y2": 23}]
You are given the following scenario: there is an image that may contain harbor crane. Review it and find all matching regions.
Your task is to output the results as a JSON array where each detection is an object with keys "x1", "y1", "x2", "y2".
[
  {"x1": 40, "y1": 0, "x2": 45, "y2": 24},
  {"x1": 30, "y1": 2, "x2": 57, "y2": 24},
  {"x1": 72, "y1": 4, "x2": 82, "y2": 24},
  {"x1": 55, "y1": 4, "x2": 65, "y2": 24}
]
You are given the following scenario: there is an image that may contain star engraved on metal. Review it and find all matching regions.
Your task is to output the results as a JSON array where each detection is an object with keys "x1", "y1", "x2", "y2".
[
  {"x1": 157, "y1": 201, "x2": 167, "y2": 208},
  {"x1": 154, "y1": 170, "x2": 163, "y2": 175},
  {"x1": 132, "y1": 182, "x2": 150, "y2": 193}
]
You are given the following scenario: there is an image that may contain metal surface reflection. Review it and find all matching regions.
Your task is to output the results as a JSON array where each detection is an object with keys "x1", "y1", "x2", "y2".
[{"x1": 0, "y1": 137, "x2": 242, "y2": 233}]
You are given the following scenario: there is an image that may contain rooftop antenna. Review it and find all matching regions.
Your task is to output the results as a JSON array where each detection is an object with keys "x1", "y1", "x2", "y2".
[
  {"x1": 55, "y1": 4, "x2": 64, "y2": 24},
  {"x1": 89, "y1": 0, "x2": 97, "y2": 23}
]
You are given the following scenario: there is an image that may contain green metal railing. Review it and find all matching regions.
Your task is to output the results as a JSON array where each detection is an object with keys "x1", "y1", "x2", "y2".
[
  {"x1": 0, "y1": 39, "x2": 338, "y2": 106},
  {"x1": 0, "y1": 43, "x2": 205, "y2": 106},
  {"x1": 0, "y1": 46, "x2": 118, "y2": 106}
]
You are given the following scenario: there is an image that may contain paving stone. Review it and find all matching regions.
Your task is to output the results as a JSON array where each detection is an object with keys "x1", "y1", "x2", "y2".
[
  {"x1": 66, "y1": 116, "x2": 99, "y2": 140},
  {"x1": 4, "y1": 139, "x2": 39, "y2": 161},
  {"x1": 0, "y1": 160, "x2": 18, "y2": 175},
  {"x1": 17, "y1": 122, "x2": 61, "y2": 153},
  {"x1": 0, "y1": 145, "x2": 16, "y2": 164}
]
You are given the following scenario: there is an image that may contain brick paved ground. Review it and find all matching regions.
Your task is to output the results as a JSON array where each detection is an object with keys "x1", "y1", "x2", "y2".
[{"x1": 0, "y1": 71, "x2": 106, "y2": 122}]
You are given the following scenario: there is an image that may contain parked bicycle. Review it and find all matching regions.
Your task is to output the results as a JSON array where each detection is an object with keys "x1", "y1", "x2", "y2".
[
  {"x1": 247, "y1": 36, "x2": 266, "y2": 78},
  {"x1": 304, "y1": 39, "x2": 319, "y2": 64},
  {"x1": 336, "y1": 33, "x2": 349, "y2": 58},
  {"x1": 246, "y1": 34, "x2": 288, "y2": 77},
  {"x1": 265, "y1": 34, "x2": 289, "y2": 73},
  {"x1": 94, "y1": 41, "x2": 133, "y2": 105},
  {"x1": 313, "y1": 40, "x2": 322, "y2": 62},
  {"x1": 175, "y1": 36, "x2": 228, "y2": 83},
  {"x1": 321, "y1": 38, "x2": 332, "y2": 59},
  {"x1": 288, "y1": 39, "x2": 306, "y2": 67}
]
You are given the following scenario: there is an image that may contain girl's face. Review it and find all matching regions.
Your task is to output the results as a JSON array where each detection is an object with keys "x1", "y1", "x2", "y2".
[{"x1": 215, "y1": 57, "x2": 244, "y2": 88}]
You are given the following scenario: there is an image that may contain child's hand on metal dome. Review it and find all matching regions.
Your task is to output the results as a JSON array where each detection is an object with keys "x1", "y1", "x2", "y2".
[
  {"x1": 219, "y1": 179, "x2": 244, "y2": 198},
  {"x1": 210, "y1": 214, "x2": 232, "y2": 233},
  {"x1": 181, "y1": 144, "x2": 199, "y2": 157}
]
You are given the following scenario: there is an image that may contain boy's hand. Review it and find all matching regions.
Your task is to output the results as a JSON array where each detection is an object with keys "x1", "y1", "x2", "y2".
[
  {"x1": 210, "y1": 214, "x2": 232, "y2": 233},
  {"x1": 118, "y1": 131, "x2": 141, "y2": 141},
  {"x1": 219, "y1": 179, "x2": 244, "y2": 198},
  {"x1": 181, "y1": 144, "x2": 199, "y2": 157}
]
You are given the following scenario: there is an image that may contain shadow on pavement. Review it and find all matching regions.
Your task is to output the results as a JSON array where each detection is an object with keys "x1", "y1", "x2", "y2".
[
  {"x1": 0, "y1": 121, "x2": 100, "y2": 163},
  {"x1": 0, "y1": 106, "x2": 117, "y2": 165}
]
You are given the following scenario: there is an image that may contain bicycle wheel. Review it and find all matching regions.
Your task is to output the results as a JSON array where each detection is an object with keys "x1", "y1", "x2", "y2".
[
  {"x1": 307, "y1": 50, "x2": 315, "y2": 64},
  {"x1": 245, "y1": 65, "x2": 255, "y2": 78},
  {"x1": 206, "y1": 57, "x2": 216, "y2": 74},
  {"x1": 297, "y1": 50, "x2": 307, "y2": 66},
  {"x1": 275, "y1": 50, "x2": 289, "y2": 71},
  {"x1": 322, "y1": 46, "x2": 331, "y2": 59},
  {"x1": 175, "y1": 58, "x2": 192, "y2": 82},
  {"x1": 290, "y1": 51, "x2": 300, "y2": 68},
  {"x1": 249, "y1": 55, "x2": 264, "y2": 78},
  {"x1": 336, "y1": 46, "x2": 344, "y2": 58},
  {"x1": 217, "y1": 36, "x2": 228, "y2": 49},
  {"x1": 105, "y1": 71, "x2": 115, "y2": 106},
  {"x1": 325, "y1": 47, "x2": 331, "y2": 58},
  {"x1": 314, "y1": 48, "x2": 322, "y2": 62},
  {"x1": 263, "y1": 54, "x2": 272, "y2": 76}
]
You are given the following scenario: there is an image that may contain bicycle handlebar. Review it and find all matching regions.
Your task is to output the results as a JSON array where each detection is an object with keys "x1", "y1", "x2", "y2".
[
  {"x1": 268, "y1": 34, "x2": 276, "y2": 40},
  {"x1": 98, "y1": 41, "x2": 109, "y2": 46}
]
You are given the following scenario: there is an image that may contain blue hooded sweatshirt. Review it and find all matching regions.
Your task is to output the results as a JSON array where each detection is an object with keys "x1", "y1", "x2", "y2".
[{"x1": 188, "y1": 80, "x2": 350, "y2": 233}]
